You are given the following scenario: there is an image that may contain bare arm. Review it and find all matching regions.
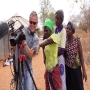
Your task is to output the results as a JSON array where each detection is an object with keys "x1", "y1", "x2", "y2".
[
  {"x1": 9, "y1": 40, "x2": 34, "y2": 60},
  {"x1": 22, "y1": 40, "x2": 34, "y2": 59},
  {"x1": 40, "y1": 37, "x2": 56, "y2": 64},
  {"x1": 39, "y1": 37, "x2": 55, "y2": 64},
  {"x1": 58, "y1": 50, "x2": 64, "y2": 56},
  {"x1": 78, "y1": 39, "x2": 87, "y2": 81},
  {"x1": 40, "y1": 37, "x2": 55, "y2": 47},
  {"x1": 20, "y1": 30, "x2": 38, "y2": 59}
]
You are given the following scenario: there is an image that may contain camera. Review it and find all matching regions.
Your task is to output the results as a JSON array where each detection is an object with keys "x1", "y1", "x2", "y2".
[{"x1": 8, "y1": 20, "x2": 24, "y2": 46}]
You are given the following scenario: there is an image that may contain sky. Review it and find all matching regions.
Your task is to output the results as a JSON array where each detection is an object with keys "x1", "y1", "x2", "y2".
[{"x1": 0, "y1": 0, "x2": 81, "y2": 25}]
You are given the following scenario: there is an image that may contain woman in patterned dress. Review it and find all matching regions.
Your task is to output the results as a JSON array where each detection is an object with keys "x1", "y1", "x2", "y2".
[{"x1": 65, "y1": 21, "x2": 87, "y2": 90}]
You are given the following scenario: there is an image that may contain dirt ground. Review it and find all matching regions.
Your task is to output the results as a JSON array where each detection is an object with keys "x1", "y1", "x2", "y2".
[{"x1": 0, "y1": 46, "x2": 90, "y2": 90}]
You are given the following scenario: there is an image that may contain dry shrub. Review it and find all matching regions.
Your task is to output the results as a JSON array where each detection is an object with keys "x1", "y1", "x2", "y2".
[{"x1": 75, "y1": 29, "x2": 90, "y2": 65}]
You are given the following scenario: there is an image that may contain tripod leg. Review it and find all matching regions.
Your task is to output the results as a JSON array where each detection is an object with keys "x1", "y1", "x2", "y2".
[
  {"x1": 24, "y1": 60, "x2": 38, "y2": 90},
  {"x1": 16, "y1": 60, "x2": 23, "y2": 90},
  {"x1": 21, "y1": 60, "x2": 24, "y2": 77},
  {"x1": 15, "y1": 74, "x2": 19, "y2": 90},
  {"x1": 12, "y1": 54, "x2": 19, "y2": 90},
  {"x1": 13, "y1": 54, "x2": 16, "y2": 75}
]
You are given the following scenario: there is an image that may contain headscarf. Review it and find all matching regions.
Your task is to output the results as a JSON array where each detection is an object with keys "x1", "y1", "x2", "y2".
[
  {"x1": 67, "y1": 21, "x2": 75, "y2": 33},
  {"x1": 55, "y1": 10, "x2": 64, "y2": 21},
  {"x1": 44, "y1": 18, "x2": 54, "y2": 31}
]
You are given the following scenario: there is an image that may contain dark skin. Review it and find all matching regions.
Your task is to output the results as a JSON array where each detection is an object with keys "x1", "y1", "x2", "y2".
[
  {"x1": 39, "y1": 26, "x2": 55, "y2": 64},
  {"x1": 66, "y1": 25, "x2": 87, "y2": 82},
  {"x1": 40, "y1": 26, "x2": 54, "y2": 47},
  {"x1": 55, "y1": 14, "x2": 64, "y2": 56}
]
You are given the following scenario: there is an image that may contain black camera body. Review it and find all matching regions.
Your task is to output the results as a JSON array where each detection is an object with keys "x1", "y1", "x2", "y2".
[{"x1": 8, "y1": 20, "x2": 24, "y2": 46}]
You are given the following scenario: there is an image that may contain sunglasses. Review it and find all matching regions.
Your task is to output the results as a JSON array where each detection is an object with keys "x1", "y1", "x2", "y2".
[{"x1": 29, "y1": 21, "x2": 37, "y2": 25}]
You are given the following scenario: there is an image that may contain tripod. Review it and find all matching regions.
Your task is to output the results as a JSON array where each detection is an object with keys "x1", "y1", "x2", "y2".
[{"x1": 12, "y1": 44, "x2": 38, "y2": 90}]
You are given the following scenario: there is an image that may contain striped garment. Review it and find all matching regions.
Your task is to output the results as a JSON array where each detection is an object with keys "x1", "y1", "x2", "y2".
[{"x1": 45, "y1": 64, "x2": 62, "y2": 90}]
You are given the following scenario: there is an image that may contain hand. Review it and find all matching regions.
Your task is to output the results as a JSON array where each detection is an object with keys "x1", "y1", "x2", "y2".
[
  {"x1": 83, "y1": 70, "x2": 87, "y2": 82},
  {"x1": 18, "y1": 33, "x2": 26, "y2": 42},
  {"x1": 32, "y1": 45, "x2": 40, "y2": 55},
  {"x1": 36, "y1": 45, "x2": 40, "y2": 54}
]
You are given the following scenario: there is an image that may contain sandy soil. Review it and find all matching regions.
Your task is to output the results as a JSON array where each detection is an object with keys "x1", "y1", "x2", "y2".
[{"x1": 0, "y1": 47, "x2": 90, "y2": 90}]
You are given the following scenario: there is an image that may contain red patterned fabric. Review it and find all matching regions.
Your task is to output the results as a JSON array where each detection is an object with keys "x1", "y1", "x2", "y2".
[
  {"x1": 65, "y1": 36, "x2": 78, "y2": 67},
  {"x1": 45, "y1": 64, "x2": 62, "y2": 90}
]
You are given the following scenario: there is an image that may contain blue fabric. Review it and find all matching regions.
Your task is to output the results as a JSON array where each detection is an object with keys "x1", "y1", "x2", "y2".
[
  {"x1": 58, "y1": 47, "x2": 66, "y2": 51},
  {"x1": 14, "y1": 27, "x2": 39, "y2": 90},
  {"x1": 60, "y1": 64, "x2": 64, "y2": 75},
  {"x1": 17, "y1": 62, "x2": 35, "y2": 90},
  {"x1": 24, "y1": 69, "x2": 34, "y2": 90}
]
